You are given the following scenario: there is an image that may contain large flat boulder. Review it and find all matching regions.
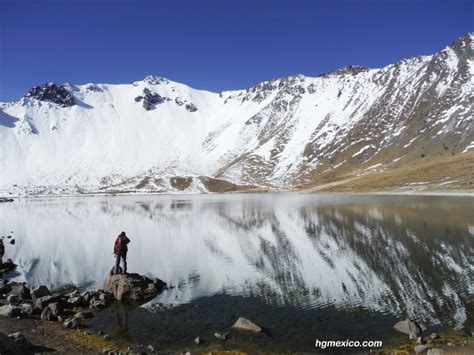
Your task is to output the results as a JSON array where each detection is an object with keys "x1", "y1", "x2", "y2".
[
  {"x1": 103, "y1": 272, "x2": 166, "y2": 301},
  {"x1": 232, "y1": 316, "x2": 262, "y2": 333}
]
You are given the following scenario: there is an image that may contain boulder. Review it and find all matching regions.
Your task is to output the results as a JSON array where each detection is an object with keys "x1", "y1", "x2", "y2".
[
  {"x1": 103, "y1": 272, "x2": 166, "y2": 301},
  {"x1": 40, "y1": 306, "x2": 56, "y2": 321},
  {"x1": 7, "y1": 282, "x2": 30, "y2": 299},
  {"x1": 414, "y1": 344, "x2": 427, "y2": 353},
  {"x1": 214, "y1": 332, "x2": 228, "y2": 340},
  {"x1": 67, "y1": 296, "x2": 84, "y2": 307},
  {"x1": 7, "y1": 294, "x2": 21, "y2": 305},
  {"x1": 47, "y1": 302, "x2": 61, "y2": 317},
  {"x1": 0, "y1": 280, "x2": 8, "y2": 293},
  {"x1": 0, "y1": 304, "x2": 22, "y2": 317},
  {"x1": 64, "y1": 317, "x2": 79, "y2": 329},
  {"x1": 232, "y1": 316, "x2": 262, "y2": 333},
  {"x1": 0, "y1": 259, "x2": 17, "y2": 274},
  {"x1": 21, "y1": 303, "x2": 35, "y2": 316},
  {"x1": 74, "y1": 310, "x2": 93, "y2": 319},
  {"x1": 30, "y1": 285, "x2": 51, "y2": 304},
  {"x1": 393, "y1": 319, "x2": 422, "y2": 337},
  {"x1": 35, "y1": 294, "x2": 62, "y2": 310}
]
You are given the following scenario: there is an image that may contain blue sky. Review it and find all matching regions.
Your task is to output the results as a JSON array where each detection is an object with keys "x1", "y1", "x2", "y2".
[{"x1": 0, "y1": 0, "x2": 472, "y2": 101}]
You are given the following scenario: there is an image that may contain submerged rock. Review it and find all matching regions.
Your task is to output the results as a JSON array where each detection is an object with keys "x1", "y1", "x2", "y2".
[
  {"x1": 214, "y1": 332, "x2": 229, "y2": 340},
  {"x1": 393, "y1": 318, "x2": 422, "y2": 337},
  {"x1": 231, "y1": 316, "x2": 262, "y2": 333},
  {"x1": 103, "y1": 272, "x2": 166, "y2": 301}
]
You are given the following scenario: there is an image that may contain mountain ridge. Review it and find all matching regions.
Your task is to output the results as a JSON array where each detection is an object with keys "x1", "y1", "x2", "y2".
[{"x1": 0, "y1": 33, "x2": 473, "y2": 195}]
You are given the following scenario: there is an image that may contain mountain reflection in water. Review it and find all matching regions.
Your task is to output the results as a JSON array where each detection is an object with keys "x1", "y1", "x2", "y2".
[{"x1": 1, "y1": 193, "x2": 473, "y2": 333}]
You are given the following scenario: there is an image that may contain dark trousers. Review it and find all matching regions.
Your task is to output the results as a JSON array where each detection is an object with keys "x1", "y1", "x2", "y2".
[{"x1": 115, "y1": 253, "x2": 127, "y2": 274}]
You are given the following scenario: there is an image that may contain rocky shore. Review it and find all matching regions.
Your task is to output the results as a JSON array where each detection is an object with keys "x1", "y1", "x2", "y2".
[{"x1": 0, "y1": 264, "x2": 166, "y2": 354}]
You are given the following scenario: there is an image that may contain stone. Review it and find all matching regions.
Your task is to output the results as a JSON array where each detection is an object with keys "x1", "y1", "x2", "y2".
[
  {"x1": 417, "y1": 337, "x2": 423, "y2": 344},
  {"x1": 193, "y1": 336, "x2": 201, "y2": 345},
  {"x1": 419, "y1": 322, "x2": 428, "y2": 332},
  {"x1": 0, "y1": 259, "x2": 17, "y2": 274},
  {"x1": 214, "y1": 332, "x2": 228, "y2": 340},
  {"x1": 103, "y1": 334, "x2": 110, "y2": 340},
  {"x1": 185, "y1": 103, "x2": 198, "y2": 112},
  {"x1": 7, "y1": 282, "x2": 30, "y2": 299},
  {"x1": 414, "y1": 344, "x2": 426, "y2": 353},
  {"x1": 231, "y1": 316, "x2": 262, "y2": 333},
  {"x1": 81, "y1": 291, "x2": 92, "y2": 303},
  {"x1": 64, "y1": 317, "x2": 79, "y2": 329},
  {"x1": 430, "y1": 333, "x2": 438, "y2": 339},
  {"x1": 427, "y1": 349, "x2": 443, "y2": 355},
  {"x1": 393, "y1": 319, "x2": 422, "y2": 337},
  {"x1": 103, "y1": 272, "x2": 166, "y2": 301},
  {"x1": 90, "y1": 299, "x2": 107, "y2": 309},
  {"x1": 48, "y1": 302, "x2": 61, "y2": 317},
  {"x1": 0, "y1": 304, "x2": 22, "y2": 317},
  {"x1": 0, "y1": 280, "x2": 8, "y2": 293},
  {"x1": 35, "y1": 295, "x2": 55, "y2": 310},
  {"x1": 21, "y1": 303, "x2": 35, "y2": 316},
  {"x1": 67, "y1": 296, "x2": 83, "y2": 307},
  {"x1": 147, "y1": 344, "x2": 155, "y2": 352},
  {"x1": 41, "y1": 306, "x2": 56, "y2": 321},
  {"x1": 30, "y1": 285, "x2": 51, "y2": 304},
  {"x1": 74, "y1": 310, "x2": 93, "y2": 319},
  {"x1": 102, "y1": 348, "x2": 113, "y2": 354},
  {"x1": 7, "y1": 294, "x2": 21, "y2": 304}
]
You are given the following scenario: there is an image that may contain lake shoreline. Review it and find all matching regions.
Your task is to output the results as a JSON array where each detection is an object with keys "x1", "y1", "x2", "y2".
[
  {"x1": 2, "y1": 188, "x2": 474, "y2": 200},
  {"x1": 1, "y1": 312, "x2": 473, "y2": 354}
]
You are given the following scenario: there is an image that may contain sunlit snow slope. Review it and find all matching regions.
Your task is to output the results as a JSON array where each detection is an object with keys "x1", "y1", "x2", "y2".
[{"x1": 0, "y1": 33, "x2": 473, "y2": 195}]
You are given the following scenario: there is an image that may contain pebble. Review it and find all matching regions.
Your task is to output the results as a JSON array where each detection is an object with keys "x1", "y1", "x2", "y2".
[
  {"x1": 430, "y1": 332, "x2": 438, "y2": 339},
  {"x1": 147, "y1": 344, "x2": 155, "y2": 352},
  {"x1": 103, "y1": 334, "x2": 110, "y2": 340},
  {"x1": 193, "y1": 336, "x2": 201, "y2": 345},
  {"x1": 414, "y1": 344, "x2": 426, "y2": 353}
]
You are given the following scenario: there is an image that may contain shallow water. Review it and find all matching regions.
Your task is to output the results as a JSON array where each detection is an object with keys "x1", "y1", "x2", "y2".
[{"x1": 1, "y1": 193, "x2": 473, "y2": 351}]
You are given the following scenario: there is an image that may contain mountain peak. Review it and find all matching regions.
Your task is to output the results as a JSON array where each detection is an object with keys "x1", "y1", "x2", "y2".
[{"x1": 25, "y1": 82, "x2": 76, "y2": 107}]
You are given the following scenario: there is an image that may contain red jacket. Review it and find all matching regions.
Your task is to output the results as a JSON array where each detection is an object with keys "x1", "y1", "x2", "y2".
[{"x1": 114, "y1": 235, "x2": 130, "y2": 255}]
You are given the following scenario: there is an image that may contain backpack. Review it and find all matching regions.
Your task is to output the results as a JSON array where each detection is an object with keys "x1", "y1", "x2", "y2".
[{"x1": 114, "y1": 236, "x2": 128, "y2": 255}]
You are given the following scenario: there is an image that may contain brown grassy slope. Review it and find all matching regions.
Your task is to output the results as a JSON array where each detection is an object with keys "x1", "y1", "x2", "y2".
[{"x1": 300, "y1": 151, "x2": 474, "y2": 192}]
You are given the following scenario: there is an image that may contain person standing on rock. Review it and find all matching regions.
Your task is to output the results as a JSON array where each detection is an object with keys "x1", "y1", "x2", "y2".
[
  {"x1": 114, "y1": 231, "x2": 130, "y2": 274},
  {"x1": 0, "y1": 239, "x2": 4, "y2": 266}
]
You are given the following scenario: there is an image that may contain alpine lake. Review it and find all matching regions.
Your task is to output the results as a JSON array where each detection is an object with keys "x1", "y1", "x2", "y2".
[{"x1": 1, "y1": 193, "x2": 473, "y2": 352}]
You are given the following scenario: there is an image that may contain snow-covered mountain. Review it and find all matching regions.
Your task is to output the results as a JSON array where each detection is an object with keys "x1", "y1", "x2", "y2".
[{"x1": 1, "y1": 33, "x2": 473, "y2": 195}]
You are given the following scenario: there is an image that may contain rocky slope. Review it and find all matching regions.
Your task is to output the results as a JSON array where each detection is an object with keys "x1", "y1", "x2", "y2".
[{"x1": 0, "y1": 33, "x2": 472, "y2": 195}]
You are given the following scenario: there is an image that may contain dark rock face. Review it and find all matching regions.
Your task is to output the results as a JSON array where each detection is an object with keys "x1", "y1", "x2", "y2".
[
  {"x1": 30, "y1": 285, "x2": 51, "y2": 304},
  {"x1": 319, "y1": 65, "x2": 369, "y2": 77},
  {"x1": 185, "y1": 103, "x2": 198, "y2": 112},
  {"x1": 0, "y1": 259, "x2": 17, "y2": 275},
  {"x1": 26, "y1": 83, "x2": 76, "y2": 107},
  {"x1": 103, "y1": 272, "x2": 166, "y2": 301},
  {"x1": 140, "y1": 88, "x2": 167, "y2": 111}
]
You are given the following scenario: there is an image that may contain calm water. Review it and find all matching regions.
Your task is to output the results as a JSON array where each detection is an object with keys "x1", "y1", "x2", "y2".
[{"x1": 1, "y1": 193, "x2": 473, "y2": 351}]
